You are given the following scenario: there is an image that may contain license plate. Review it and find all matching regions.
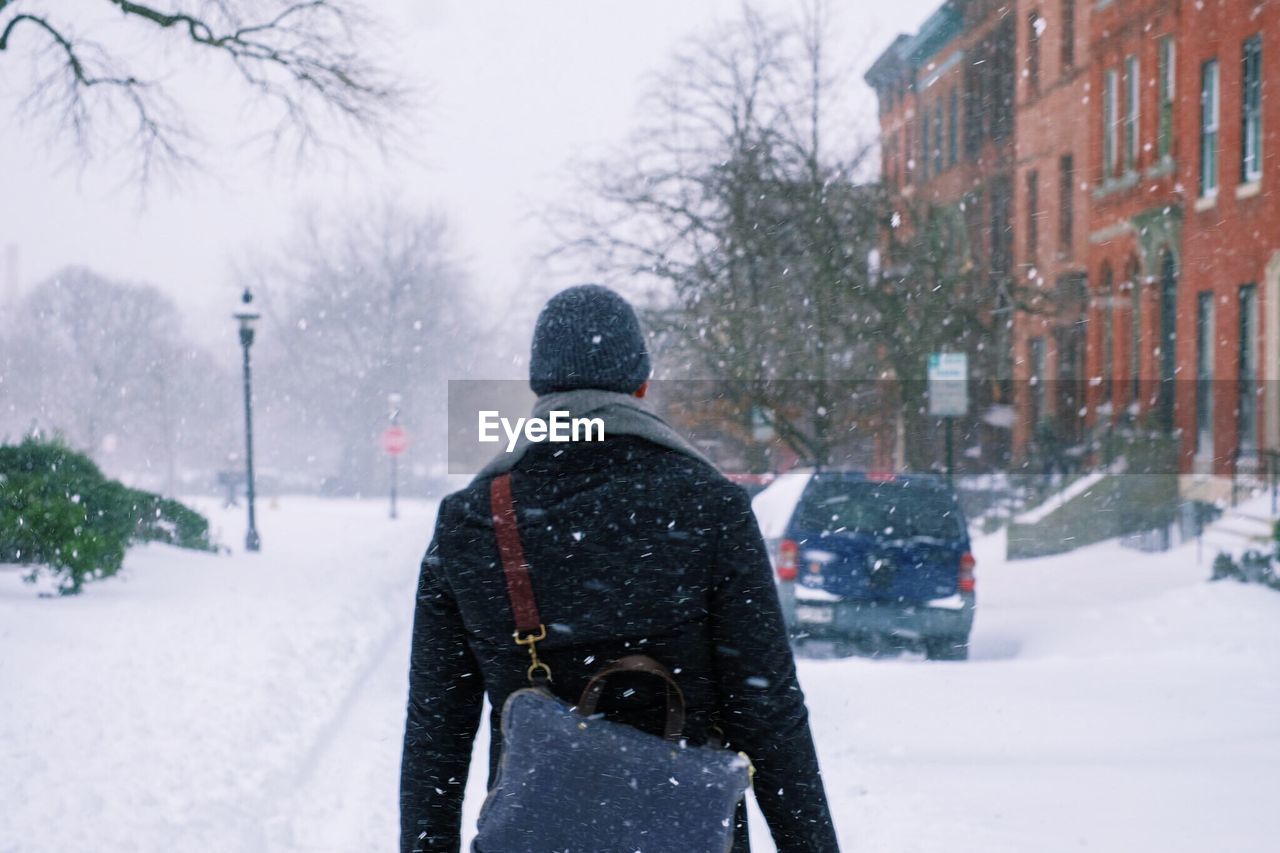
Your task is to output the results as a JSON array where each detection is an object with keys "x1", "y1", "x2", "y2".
[{"x1": 795, "y1": 605, "x2": 833, "y2": 624}]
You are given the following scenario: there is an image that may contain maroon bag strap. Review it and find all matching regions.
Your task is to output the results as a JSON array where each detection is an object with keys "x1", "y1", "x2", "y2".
[{"x1": 490, "y1": 473, "x2": 551, "y2": 682}]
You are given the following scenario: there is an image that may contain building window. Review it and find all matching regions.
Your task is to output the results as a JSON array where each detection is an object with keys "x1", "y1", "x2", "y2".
[
  {"x1": 1242, "y1": 35, "x2": 1262, "y2": 183},
  {"x1": 1061, "y1": 0, "x2": 1076, "y2": 70},
  {"x1": 991, "y1": 175, "x2": 1013, "y2": 277},
  {"x1": 905, "y1": 124, "x2": 913, "y2": 181},
  {"x1": 1201, "y1": 59, "x2": 1220, "y2": 197},
  {"x1": 948, "y1": 88, "x2": 959, "y2": 167},
  {"x1": 921, "y1": 111, "x2": 930, "y2": 180},
  {"x1": 890, "y1": 133, "x2": 898, "y2": 189},
  {"x1": 1056, "y1": 273, "x2": 1089, "y2": 437},
  {"x1": 1026, "y1": 169, "x2": 1039, "y2": 260},
  {"x1": 1030, "y1": 336, "x2": 1046, "y2": 426},
  {"x1": 1158, "y1": 250, "x2": 1178, "y2": 431},
  {"x1": 934, "y1": 102, "x2": 944, "y2": 174},
  {"x1": 1158, "y1": 36, "x2": 1175, "y2": 160},
  {"x1": 963, "y1": 190, "x2": 984, "y2": 272},
  {"x1": 1101, "y1": 263, "x2": 1114, "y2": 406},
  {"x1": 964, "y1": 63, "x2": 981, "y2": 159},
  {"x1": 1240, "y1": 284, "x2": 1259, "y2": 454},
  {"x1": 1124, "y1": 55, "x2": 1140, "y2": 170},
  {"x1": 899, "y1": 132, "x2": 906, "y2": 187},
  {"x1": 1196, "y1": 291, "x2": 1214, "y2": 456},
  {"x1": 1059, "y1": 154, "x2": 1074, "y2": 252},
  {"x1": 1103, "y1": 68, "x2": 1119, "y2": 177},
  {"x1": 992, "y1": 18, "x2": 1016, "y2": 142},
  {"x1": 1127, "y1": 256, "x2": 1141, "y2": 403},
  {"x1": 886, "y1": 135, "x2": 896, "y2": 191},
  {"x1": 1028, "y1": 11, "x2": 1042, "y2": 94}
]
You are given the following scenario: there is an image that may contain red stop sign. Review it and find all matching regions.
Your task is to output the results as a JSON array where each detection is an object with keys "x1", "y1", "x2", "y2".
[{"x1": 382, "y1": 426, "x2": 409, "y2": 455}]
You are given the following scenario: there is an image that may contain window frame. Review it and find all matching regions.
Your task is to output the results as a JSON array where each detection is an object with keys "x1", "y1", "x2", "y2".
[
  {"x1": 1030, "y1": 336, "x2": 1046, "y2": 426},
  {"x1": 1026, "y1": 169, "x2": 1039, "y2": 261},
  {"x1": 1101, "y1": 262, "x2": 1115, "y2": 406},
  {"x1": 948, "y1": 88, "x2": 959, "y2": 167},
  {"x1": 1027, "y1": 11, "x2": 1042, "y2": 94},
  {"x1": 1239, "y1": 283, "x2": 1259, "y2": 454},
  {"x1": 934, "y1": 101, "x2": 944, "y2": 174},
  {"x1": 1242, "y1": 35, "x2": 1262, "y2": 183},
  {"x1": 921, "y1": 110, "x2": 930, "y2": 180},
  {"x1": 1103, "y1": 68, "x2": 1119, "y2": 177},
  {"x1": 905, "y1": 123, "x2": 914, "y2": 182},
  {"x1": 1059, "y1": 153, "x2": 1074, "y2": 252},
  {"x1": 1200, "y1": 59, "x2": 1220, "y2": 197},
  {"x1": 1061, "y1": 0, "x2": 1076, "y2": 71},
  {"x1": 1127, "y1": 257, "x2": 1142, "y2": 403},
  {"x1": 1158, "y1": 36, "x2": 1175, "y2": 160},
  {"x1": 1124, "y1": 55, "x2": 1140, "y2": 171},
  {"x1": 1195, "y1": 291, "x2": 1215, "y2": 456}
]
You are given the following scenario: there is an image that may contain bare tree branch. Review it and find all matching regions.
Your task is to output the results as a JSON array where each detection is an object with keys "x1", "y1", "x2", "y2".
[{"x1": 0, "y1": 0, "x2": 416, "y2": 183}]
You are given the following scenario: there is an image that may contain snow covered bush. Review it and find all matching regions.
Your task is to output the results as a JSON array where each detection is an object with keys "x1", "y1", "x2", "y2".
[
  {"x1": 1211, "y1": 552, "x2": 1245, "y2": 582},
  {"x1": 1211, "y1": 549, "x2": 1280, "y2": 592},
  {"x1": 0, "y1": 437, "x2": 213, "y2": 595}
]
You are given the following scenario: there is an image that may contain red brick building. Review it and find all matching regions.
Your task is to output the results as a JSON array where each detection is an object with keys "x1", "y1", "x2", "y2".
[
  {"x1": 1012, "y1": 0, "x2": 1093, "y2": 453},
  {"x1": 1173, "y1": 0, "x2": 1279, "y2": 497},
  {"x1": 1083, "y1": 0, "x2": 1184, "y2": 443},
  {"x1": 869, "y1": 0, "x2": 1279, "y2": 495},
  {"x1": 866, "y1": 0, "x2": 1019, "y2": 467}
]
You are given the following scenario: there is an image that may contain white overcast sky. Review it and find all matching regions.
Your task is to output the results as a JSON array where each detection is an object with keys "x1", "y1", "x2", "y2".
[{"x1": 0, "y1": 0, "x2": 939, "y2": 344}]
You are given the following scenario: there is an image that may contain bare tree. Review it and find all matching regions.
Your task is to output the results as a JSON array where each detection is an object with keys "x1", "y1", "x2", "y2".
[
  {"x1": 2, "y1": 267, "x2": 236, "y2": 489},
  {"x1": 0, "y1": 0, "x2": 413, "y2": 180},
  {"x1": 247, "y1": 201, "x2": 475, "y2": 493},
  {"x1": 553, "y1": 3, "x2": 1033, "y2": 473},
  {"x1": 550, "y1": 4, "x2": 881, "y2": 467}
]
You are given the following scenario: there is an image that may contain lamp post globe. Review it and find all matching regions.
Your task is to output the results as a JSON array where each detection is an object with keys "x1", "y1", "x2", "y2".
[{"x1": 234, "y1": 288, "x2": 262, "y2": 552}]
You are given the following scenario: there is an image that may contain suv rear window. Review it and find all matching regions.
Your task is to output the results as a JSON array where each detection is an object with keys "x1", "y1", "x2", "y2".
[{"x1": 792, "y1": 481, "x2": 963, "y2": 539}]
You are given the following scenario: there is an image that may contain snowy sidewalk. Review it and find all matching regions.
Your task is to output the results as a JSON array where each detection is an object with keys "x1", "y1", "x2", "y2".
[
  {"x1": 0, "y1": 497, "x2": 436, "y2": 853},
  {"x1": 3, "y1": 499, "x2": 1280, "y2": 852}
]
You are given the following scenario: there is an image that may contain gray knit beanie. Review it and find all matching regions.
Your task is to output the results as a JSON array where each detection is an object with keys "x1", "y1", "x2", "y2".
[{"x1": 529, "y1": 284, "x2": 651, "y2": 396}]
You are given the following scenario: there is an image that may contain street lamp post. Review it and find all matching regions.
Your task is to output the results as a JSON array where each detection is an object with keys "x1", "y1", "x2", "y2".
[
  {"x1": 388, "y1": 392, "x2": 402, "y2": 520},
  {"x1": 234, "y1": 288, "x2": 261, "y2": 552}
]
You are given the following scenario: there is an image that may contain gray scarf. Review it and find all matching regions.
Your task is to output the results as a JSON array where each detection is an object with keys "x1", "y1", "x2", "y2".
[{"x1": 476, "y1": 389, "x2": 717, "y2": 478}]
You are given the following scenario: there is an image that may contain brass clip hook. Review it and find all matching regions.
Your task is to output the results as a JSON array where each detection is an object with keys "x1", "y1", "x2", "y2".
[{"x1": 513, "y1": 625, "x2": 552, "y2": 683}]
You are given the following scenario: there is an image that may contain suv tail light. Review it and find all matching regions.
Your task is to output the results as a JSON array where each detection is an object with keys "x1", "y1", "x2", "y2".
[
  {"x1": 958, "y1": 551, "x2": 976, "y2": 593},
  {"x1": 777, "y1": 539, "x2": 798, "y2": 581}
]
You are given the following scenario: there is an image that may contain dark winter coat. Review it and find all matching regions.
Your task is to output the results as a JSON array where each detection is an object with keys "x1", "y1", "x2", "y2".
[{"x1": 399, "y1": 435, "x2": 839, "y2": 852}]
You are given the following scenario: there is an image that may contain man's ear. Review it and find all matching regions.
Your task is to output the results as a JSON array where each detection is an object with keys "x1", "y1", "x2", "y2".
[{"x1": 633, "y1": 381, "x2": 649, "y2": 399}]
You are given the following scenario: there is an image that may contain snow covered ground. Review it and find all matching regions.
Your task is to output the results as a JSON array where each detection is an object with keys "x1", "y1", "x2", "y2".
[{"x1": 3, "y1": 495, "x2": 1279, "y2": 852}]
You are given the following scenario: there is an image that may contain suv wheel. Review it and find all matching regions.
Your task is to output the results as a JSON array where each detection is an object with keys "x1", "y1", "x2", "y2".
[{"x1": 924, "y1": 635, "x2": 969, "y2": 661}]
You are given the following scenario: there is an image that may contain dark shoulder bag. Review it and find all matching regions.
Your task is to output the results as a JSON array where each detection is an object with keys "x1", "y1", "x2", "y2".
[{"x1": 472, "y1": 472, "x2": 752, "y2": 853}]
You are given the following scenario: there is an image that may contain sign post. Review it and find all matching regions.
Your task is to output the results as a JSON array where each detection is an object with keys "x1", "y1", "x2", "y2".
[
  {"x1": 383, "y1": 393, "x2": 408, "y2": 520},
  {"x1": 927, "y1": 353, "x2": 969, "y2": 484}
]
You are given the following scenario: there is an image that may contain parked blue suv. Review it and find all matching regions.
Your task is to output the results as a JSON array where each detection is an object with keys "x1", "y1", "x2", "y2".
[{"x1": 769, "y1": 471, "x2": 975, "y2": 660}]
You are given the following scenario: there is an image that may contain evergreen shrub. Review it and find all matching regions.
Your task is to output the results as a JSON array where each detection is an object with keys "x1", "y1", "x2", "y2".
[{"x1": 0, "y1": 437, "x2": 213, "y2": 594}]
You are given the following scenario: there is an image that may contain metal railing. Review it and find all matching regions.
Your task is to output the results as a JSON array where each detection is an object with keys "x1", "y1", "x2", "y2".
[{"x1": 1232, "y1": 448, "x2": 1280, "y2": 513}]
